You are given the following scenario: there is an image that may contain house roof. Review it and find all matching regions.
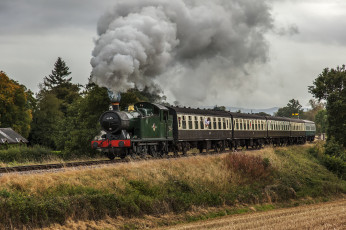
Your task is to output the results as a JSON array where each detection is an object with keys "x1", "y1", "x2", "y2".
[{"x1": 0, "y1": 128, "x2": 28, "y2": 144}]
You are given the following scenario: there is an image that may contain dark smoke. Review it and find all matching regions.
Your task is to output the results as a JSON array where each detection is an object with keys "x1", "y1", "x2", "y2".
[{"x1": 91, "y1": 0, "x2": 273, "y2": 104}]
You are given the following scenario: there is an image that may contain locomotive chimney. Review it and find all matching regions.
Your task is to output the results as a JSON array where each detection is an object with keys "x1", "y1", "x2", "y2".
[{"x1": 107, "y1": 89, "x2": 121, "y2": 111}]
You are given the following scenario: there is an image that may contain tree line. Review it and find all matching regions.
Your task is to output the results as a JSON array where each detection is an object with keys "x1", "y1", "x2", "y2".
[
  {"x1": 0, "y1": 58, "x2": 345, "y2": 158},
  {"x1": 0, "y1": 57, "x2": 165, "y2": 157}
]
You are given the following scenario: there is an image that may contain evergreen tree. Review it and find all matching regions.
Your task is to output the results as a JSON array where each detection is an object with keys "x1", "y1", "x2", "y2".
[
  {"x1": 29, "y1": 57, "x2": 80, "y2": 148},
  {"x1": 43, "y1": 57, "x2": 72, "y2": 90}
]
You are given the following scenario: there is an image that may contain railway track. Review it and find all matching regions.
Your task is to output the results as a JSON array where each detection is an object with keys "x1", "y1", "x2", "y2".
[
  {"x1": 0, "y1": 148, "x2": 238, "y2": 174},
  {"x1": 0, "y1": 159, "x2": 119, "y2": 174}
]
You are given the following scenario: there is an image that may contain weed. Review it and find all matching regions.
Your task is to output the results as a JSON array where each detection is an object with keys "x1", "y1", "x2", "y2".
[{"x1": 225, "y1": 153, "x2": 274, "y2": 182}]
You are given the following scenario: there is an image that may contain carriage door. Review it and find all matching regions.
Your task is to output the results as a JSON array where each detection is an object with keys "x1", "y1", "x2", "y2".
[{"x1": 163, "y1": 110, "x2": 169, "y2": 138}]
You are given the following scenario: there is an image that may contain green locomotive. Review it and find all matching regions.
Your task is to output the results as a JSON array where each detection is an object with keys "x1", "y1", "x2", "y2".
[{"x1": 92, "y1": 102, "x2": 173, "y2": 159}]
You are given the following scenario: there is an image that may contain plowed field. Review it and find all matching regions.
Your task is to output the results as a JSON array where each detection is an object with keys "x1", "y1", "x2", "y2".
[{"x1": 164, "y1": 199, "x2": 346, "y2": 230}]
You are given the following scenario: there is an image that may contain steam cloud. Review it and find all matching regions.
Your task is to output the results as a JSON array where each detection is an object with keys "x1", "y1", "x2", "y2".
[{"x1": 91, "y1": 0, "x2": 273, "y2": 105}]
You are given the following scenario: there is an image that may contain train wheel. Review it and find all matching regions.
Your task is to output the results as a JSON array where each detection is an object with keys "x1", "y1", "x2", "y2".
[
  {"x1": 106, "y1": 152, "x2": 115, "y2": 160},
  {"x1": 149, "y1": 145, "x2": 158, "y2": 158}
]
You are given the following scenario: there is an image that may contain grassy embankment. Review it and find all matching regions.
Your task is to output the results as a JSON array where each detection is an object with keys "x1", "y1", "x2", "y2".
[
  {"x1": 0, "y1": 145, "x2": 105, "y2": 167},
  {"x1": 0, "y1": 143, "x2": 345, "y2": 229}
]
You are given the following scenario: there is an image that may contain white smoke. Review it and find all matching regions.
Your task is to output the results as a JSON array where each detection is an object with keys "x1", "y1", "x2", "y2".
[{"x1": 91, "y1": 0, "x2": 273, "y2": 104}]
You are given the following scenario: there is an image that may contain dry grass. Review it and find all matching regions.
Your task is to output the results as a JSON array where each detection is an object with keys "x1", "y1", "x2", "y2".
[
  {"x1": 0, "y1": 153, "x2": 231, "y2": 196},
  {"x1": 162, "y1": 198, "x2": 346, "y2": 230}
]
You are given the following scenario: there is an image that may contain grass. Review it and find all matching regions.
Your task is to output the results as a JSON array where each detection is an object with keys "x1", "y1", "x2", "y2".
[
  {"x1": 0, "y1": 145, "x2": 106, "y2": 167},
  {"x1": 0, "y1": 144, "x2": 345, "y2": 229}
]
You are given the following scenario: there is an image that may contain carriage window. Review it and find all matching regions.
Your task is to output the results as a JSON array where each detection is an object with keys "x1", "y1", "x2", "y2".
[
  {"x1": 247, "y1": 120, "x2": 250, "y2": 130},
  {"x1": 194, "y1": 116, "x2": 198, "y2": 129},
  {"x1": 218, "y1": 118, "x2": 222, "y2": 129},
  {"x1": 240, "y1": 119, "x2": 243, "y2": 130},
  {"x1": 207, "y1": 117, "x2": 212, "y2": 129},
  {"x1": 200, "y1": 117, "x2": 204, "y2": 130},
  {"x1": 223, "y1": 118, "x2": 226, "y2": 129},
  {"x1": 236, "y1": 119, "x2": 239, "y2": 130},
  {"x1": 213, "y1": 118, "x2": 217, "y2": 130},
  {"x1": 178, "y1": 116, "x2": 182, "y2": 128},
  {"x1": 188, "y1": 116, "x2": 193, "y2": 129},
  {"x1": 182, "y1": 116, "x2": 186, "y2": 129}
]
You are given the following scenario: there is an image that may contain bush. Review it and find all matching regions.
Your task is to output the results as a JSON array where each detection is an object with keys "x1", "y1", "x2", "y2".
[
  {"x1": 225, "y1": 153, "x2": 273, "y2": 181},
  {"x1": 321, "y1": 155, "x2": 346, "y2": 179},
  {"x1": 0, "y1": 145, "x2": 57, "y2": 163},
  {"x1": 325, "y1": 137, "x2": 346, "y2": 160}
]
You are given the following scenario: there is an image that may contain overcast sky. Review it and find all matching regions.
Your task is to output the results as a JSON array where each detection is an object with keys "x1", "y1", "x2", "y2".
[{"x1": 1, "y1": 0, "x2": 345, "y2": 109}]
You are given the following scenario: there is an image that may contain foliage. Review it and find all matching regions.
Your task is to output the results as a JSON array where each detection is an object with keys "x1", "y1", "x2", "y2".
[
  {"x1": 56, "y1": 83, "x2": 110, "y2": 156},
  {"x1": 255, "y1": 112, "x2": 271, "y2": 116},
  {"x1": 321, "y1": 155, "x2": 346, "y2": 179},
  {"x1": 213, "y1": 105, "x2": 226, "y2": 111},
  {"x1": 275, "y1": 99, "x2": 303, "y2": 118},
  {"x1": 314, "y1": 109, "x2": 327, "y2": 134},
  {"x1": 309, "y1": 141, "x2": 346, "y2": 179},
  {"x1": 225, "y1": 153, "x2": 273, "y2": 181},
  {"x1": 309, "y1": 65, "x2": 346, "y2": 147},
  {"x1": 0, "y1": 71, "x2": 32, "y2": 138},
  {"x1": 29, "y1": 93, "x2": 63, "y2": 149},
  {"x1": 324, "y1": 137, "x2": 346, "y2": 160},
  {"x1": 29, "y1": 58, "x2": 81, "y2": 149},
  {"x1": 301, "y1": 99, "x2": 325, "y2": 121},
  {"x1": 43, "y1": 57, "x2": 72, "y2": 90},
  {"x1": 0, "y1": 145, "x2": 57, "y2": 163},
  {"x1": 120, "y1": 87, "x2": 167, "y2": 110}
]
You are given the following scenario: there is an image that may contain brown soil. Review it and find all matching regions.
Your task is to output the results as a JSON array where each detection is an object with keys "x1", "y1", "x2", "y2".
[{"x1": 162, "y1": 199, "x2": 346, "y2": 230}]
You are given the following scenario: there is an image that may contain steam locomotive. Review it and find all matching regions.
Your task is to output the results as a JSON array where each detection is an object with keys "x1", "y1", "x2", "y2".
[{"x1": 91, "y1": 101, "x2": 316, "y2": 160}]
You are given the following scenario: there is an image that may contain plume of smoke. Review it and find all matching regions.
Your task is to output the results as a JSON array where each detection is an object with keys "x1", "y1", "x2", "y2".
[{"x1": 91, "y1": 0, "x2": 273, "y2": 104}]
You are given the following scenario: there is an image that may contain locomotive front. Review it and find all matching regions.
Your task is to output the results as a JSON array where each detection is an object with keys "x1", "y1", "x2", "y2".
[{"x1": 91, "y1": 90, "x2": 140, "y2": 159}]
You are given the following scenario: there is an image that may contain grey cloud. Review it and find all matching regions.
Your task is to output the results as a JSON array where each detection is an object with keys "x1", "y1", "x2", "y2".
[{"x1": 0, "y1": 0, "x2": 114, "y2": 34}]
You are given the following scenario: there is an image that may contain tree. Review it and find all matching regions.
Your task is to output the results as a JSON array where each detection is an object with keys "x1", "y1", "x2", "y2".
[
  {"x1": 309, "y1": 65, "x2": 346, "y2": 147},
  {"x1": 56, "y1": 83, "x2": 109, "y2": 155},
  {"x1": 43, "y1": 57, "x2": 72, "y2": 90},
  {"x1": 29, "y1": 57, "x2": 80, "y2": 147},
  {"x1": 0, "y1": 71, "x2": 32, "y2": 137},
  {"x1": 42, "y1": 57, "x2": 80, "y2": 114},
  {"x1": 29, "y1": 93, "x2": 63, "y2": 149},
  {"x1": 301, "y1": 99, "x2": 325, "y2": 121},
  {"x1": 275, "y1": 99, "x2": 303, "y2": 118},
  {"x1": 213, "y1": 105, "x2": 226, "y2": 111},
  {"x1": 256, "y1": 112, "x2": 271, "y2": 116},
  {"x1": 119, "y1": 87, "x2": 167, "y2": 110},
  {"x1": 314, "y1": 109, "x2": 327, "y2": 134}
]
